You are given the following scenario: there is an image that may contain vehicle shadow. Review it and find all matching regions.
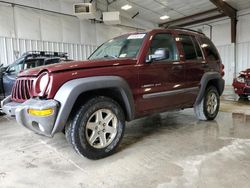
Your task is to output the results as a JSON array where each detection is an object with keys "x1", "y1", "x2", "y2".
[
  {"x1": 117, "y1": 113, "x2": 229, "y2": 156},
  {"x1": 238, "y1": 97, "x2": 250, "y2": 103},
  {"x1": 118, "y1": 111, "x2": 198, "y2": 151}
]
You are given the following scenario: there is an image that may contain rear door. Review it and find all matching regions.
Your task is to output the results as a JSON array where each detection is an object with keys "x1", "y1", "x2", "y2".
[
  {"x1": 178, "y1": 34, "x2": 208, "y2": 105},
  {"x1": 199, "y1": 37, "x2": 221, "y2": 72}
]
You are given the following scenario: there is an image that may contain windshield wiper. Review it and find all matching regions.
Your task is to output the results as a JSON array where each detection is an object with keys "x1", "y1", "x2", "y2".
[{"x1": 103, "y1": 55, "x2": 118, "y2": 59}]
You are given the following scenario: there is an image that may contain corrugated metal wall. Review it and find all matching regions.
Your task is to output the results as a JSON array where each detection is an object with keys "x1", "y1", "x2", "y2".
[
  {"x1": 0, "y1": 36, "x2": 98, "y2": 66},
  {"x1": 237, "y1": 42, "x2": 250, "y2": 73},
  {"x1": 217, "y1": 44, "x2": 235, "y2": 85},
  {"x1": 215, "y1": 41, "x2": 250, "y2": 85}
]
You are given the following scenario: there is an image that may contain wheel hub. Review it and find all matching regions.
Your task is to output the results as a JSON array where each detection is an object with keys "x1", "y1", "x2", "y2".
[
  {"x1": 85, "y1": 109, "x2": 118, "y2": 149},
  {"x1": 207, "y1": 92, "x2": 218, "y2": 115}
]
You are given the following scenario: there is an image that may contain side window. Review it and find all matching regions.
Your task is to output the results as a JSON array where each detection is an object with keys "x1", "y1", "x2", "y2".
[
  {"x1": 179, "y1": 35, "x2": 198, "y2": 60},
  {"x1": 149, "y1": 33, "x2": 179, "y2": 61},
  {"x1": 45, "y1": 58, "x2": 60, "y2": 65},
  {"x1": 23, "y1": 59, "x2": 44, "y2": 70},
  {"x1": 192, "y1": 36, "x2": 203, "y2": 59},
  {"x1": 200, "y1": 37, "x2": 219, "y2": 61}
]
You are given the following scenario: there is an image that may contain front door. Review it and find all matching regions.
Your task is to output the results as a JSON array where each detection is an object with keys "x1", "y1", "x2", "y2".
[{"x1": 138, "y1": 32, "x2": 190, "y2": 115}]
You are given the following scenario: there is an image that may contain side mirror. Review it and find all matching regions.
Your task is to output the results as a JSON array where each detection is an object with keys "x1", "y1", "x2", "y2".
[{"x1": 146, "y1": 48, "x2": 170, "y2": 63}]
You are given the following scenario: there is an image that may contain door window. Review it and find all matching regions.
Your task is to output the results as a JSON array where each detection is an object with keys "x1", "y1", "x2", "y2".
[
  {"x1": 23, "y1": 59, "x2": 44, "y2": 69},
  {"x1": 192, "y1": 37, "x2": 203, "y2": 59},
  {"x1": 179, "y1": 35, "x2": 201, "y2": 60},
  {"x1": 45, "y1": 58, "x2": 60, "y2": 65},
  {"x1": 149, "y1": 33, "x2": 179, "y2": 61}
]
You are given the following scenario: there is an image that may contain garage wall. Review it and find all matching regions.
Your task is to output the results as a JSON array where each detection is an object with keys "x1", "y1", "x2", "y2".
[
  {"x1": 191, "y1": 8, "x2": 250, "y2": 85},
  {"x1": 0, "y1": 0, "x2": 155, "y2": 65}
]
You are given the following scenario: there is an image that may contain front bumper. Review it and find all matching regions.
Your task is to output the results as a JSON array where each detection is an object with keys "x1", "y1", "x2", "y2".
[
  {"x1": 232, "y1": 79, "x2": 250, "y2": 95},
  {"x1": 2, "y1": 96, "x2": 59, "y2": 137}
]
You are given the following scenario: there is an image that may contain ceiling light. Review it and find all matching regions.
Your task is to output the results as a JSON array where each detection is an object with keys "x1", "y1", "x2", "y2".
[
  {"x1": 121, "y1": 4, "x2": 132, "y2": 10},
  {"x1": 160, "y1": 15, "x2": 170, "y2": 20}
]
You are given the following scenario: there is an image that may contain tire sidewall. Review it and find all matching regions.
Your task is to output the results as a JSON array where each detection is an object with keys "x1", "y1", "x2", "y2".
[
  {"x1": 72, "y1": 97, "x2": 125, "y2": 159},
  {"x1": 203, "y1": 86, "x2": 220, "y2": 120}
]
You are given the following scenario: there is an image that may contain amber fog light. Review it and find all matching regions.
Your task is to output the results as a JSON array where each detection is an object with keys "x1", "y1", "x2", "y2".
[{"x1": 28, "y1": 108, "x2": 53, "y2": 116}]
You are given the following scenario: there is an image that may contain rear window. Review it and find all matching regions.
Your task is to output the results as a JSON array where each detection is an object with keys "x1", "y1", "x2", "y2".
[{"x1": 200, "y1": 37, "x2": 219, "y2": 61}]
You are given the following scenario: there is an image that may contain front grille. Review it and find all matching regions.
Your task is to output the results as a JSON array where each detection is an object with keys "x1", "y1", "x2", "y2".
[{"x1": 11, "y1": 78, "x2": 34, "y2": 102}]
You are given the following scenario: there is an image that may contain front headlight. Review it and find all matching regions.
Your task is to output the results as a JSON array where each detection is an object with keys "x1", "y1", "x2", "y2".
[
  {"x1": 236, "y1": 76, "x2": 245, "y2": 83},
  {"x1": 35, "y1": 72, "x2": 50, "y2": 96}
]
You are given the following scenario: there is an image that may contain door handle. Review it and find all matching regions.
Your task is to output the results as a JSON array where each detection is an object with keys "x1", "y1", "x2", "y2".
[
  {"x1": 202, "y1": 64, "x2": 209, "y2": 68},
  {"x1": 172, "y1": 65, "x2": 183, "y2": 71}
]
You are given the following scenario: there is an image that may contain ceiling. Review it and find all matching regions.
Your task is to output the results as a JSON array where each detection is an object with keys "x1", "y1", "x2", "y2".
[
  {"x1": 100, "y1": 0, "x2": 250, "y2": 25},
  {"x1": 225, "y1": 0, "x2": 250, "y2": 10}
]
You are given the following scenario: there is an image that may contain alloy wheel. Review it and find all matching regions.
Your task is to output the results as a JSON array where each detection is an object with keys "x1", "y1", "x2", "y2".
[
  {"x1": 85, "y1": 109, "x2": 118, "y2": 149},
  {"x1": 206, "y1": 92, "x2": 218, "y2": 115}
]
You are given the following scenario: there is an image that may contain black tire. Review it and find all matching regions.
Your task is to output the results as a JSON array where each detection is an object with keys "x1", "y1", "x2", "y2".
[
  {"x1": 238, "y1": 94, "x2": 248, "y2": 99},
  {"x1": 194, "y1": 85, "x2": 220, "y2": 121},
  {"x1": 65, "y1": 96, "x2": 125, "y2": 160},
  {"x1": 65, "y1": 121, "x2": 72, "y2": 143}
]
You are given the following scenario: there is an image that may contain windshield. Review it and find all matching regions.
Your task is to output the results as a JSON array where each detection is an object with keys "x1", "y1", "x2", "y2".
[
  {"x1": 6, "y1": 57, "x2": 24, "y2": 73},
  {"x1": 89, "y1": 33, "x2": 146, "y2": 60}
]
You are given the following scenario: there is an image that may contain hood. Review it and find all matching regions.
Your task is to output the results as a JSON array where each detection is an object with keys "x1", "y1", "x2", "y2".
[
  {"x1": 18, "y1": 58, "x2": 136, "y2": 77},
  {"x1": 239, "y1": 69, "x2": 250, "y2": 77}
]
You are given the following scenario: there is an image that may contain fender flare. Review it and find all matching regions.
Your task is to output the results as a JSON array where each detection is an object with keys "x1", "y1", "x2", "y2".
[
  {"x1": 195, "y1": 72, "x2": 225, "y2": 105},
  {"x1": 51, "y1": 76, "x2": 135, "y2": 135}
]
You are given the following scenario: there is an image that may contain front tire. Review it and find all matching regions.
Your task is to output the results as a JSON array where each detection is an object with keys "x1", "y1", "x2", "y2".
[
  {"x1": 66, "y1": 96, "x2": 125, "y2": 160},
  {"x1": 194, "y1": 86, "x2": 220, "y2": 121}
]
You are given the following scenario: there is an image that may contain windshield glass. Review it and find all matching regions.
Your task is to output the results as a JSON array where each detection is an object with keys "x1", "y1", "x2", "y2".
[
  {"x1": 89, "y1": 33, "x2": 146, "y2": 60},
  {"x1": 6, "y1": 57, "x2": 24, "y2": 73}
]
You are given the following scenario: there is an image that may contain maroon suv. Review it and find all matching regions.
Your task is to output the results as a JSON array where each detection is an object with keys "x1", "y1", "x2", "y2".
[{"x1": 2, "y1": 29, "x2": 225, "y2": 159}]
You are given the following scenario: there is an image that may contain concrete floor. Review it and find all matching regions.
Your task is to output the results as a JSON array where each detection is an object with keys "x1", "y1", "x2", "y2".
[{"x1": 0, "y1": 87, "x2": 250, "y2": 188}]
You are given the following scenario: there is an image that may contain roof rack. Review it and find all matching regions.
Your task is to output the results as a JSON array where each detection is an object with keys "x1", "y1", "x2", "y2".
[
  {"x1": 168, "y1": 27, "x2": 205, "y2": 35},
  {"x1": 21, "y1": 51, "x2": 68, "y2": 59}
]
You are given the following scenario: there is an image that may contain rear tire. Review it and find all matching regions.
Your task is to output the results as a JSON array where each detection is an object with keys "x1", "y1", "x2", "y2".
[
  {"x1": 65, "y1": 96, "x2": 125, "y2": 160},
  {"x1": 194, "y1": 86, "x2": 220, "y2": 121},
  {"x1": 239, "y1": 94, "x2": 248, "y2": 99}
]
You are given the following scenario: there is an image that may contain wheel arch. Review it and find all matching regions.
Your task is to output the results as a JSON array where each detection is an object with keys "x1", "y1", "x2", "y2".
[
  {"x1": 51, "y1": 76, "x2": 135, "y2": 135},
  {"x1": 195, "y1": 72, "x2": 225, "y2": 105},
  {"x1": 70, "y1": 88, "x2": 132, "y2": 122}
]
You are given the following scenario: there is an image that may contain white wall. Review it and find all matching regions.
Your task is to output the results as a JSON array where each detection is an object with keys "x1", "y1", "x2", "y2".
[
  {"x1": 0, "y1": 0, "x2": 155, "y2": 65},
  {"x1": 190, "y1": 8, "x2": 250, "y2": 85}
]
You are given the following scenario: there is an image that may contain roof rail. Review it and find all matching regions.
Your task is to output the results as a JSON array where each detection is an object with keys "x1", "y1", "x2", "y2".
[{"x1": 168, "y1": 27, "x2": 205, "y2": 35}]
